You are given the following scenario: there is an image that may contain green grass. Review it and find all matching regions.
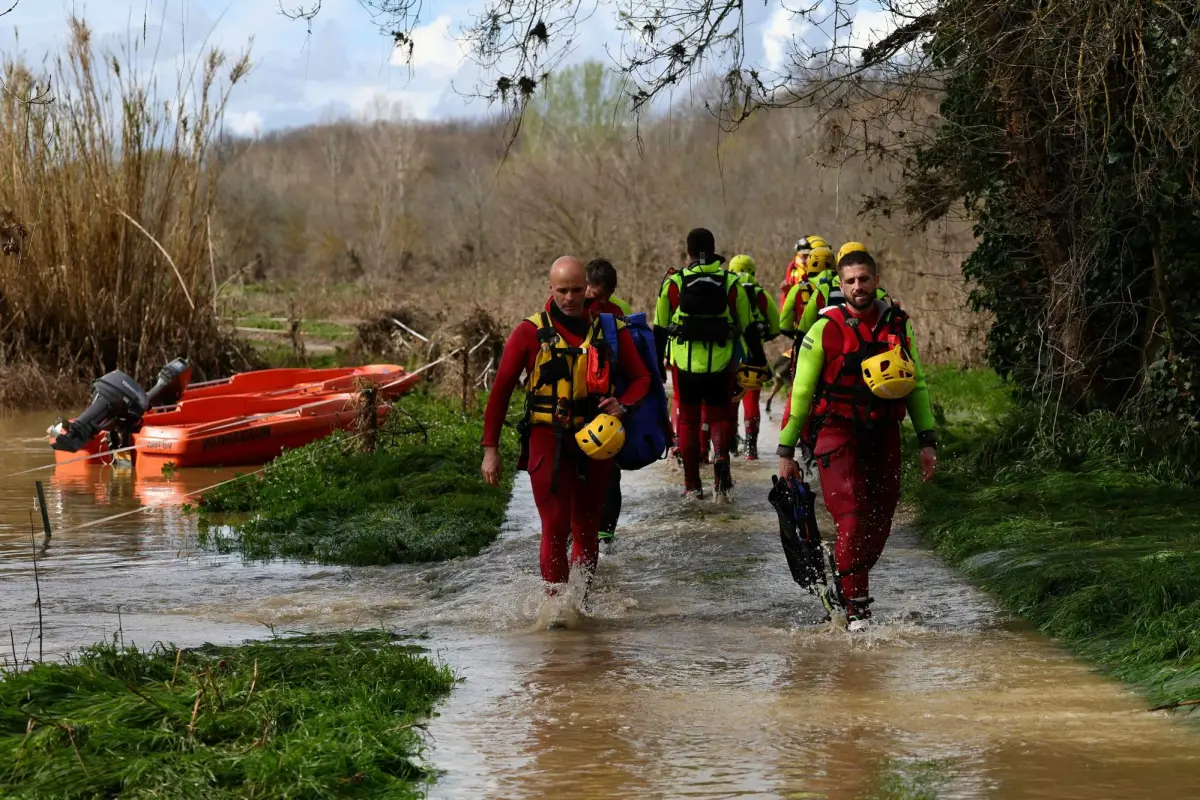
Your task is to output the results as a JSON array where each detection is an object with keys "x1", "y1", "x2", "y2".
[
  {"x1": 197, "y1": 392, "x2": 520, "y2": 566},
  {"x1": 239, "y1": 315, "x2": 356, "y2": 342},
  {"x1": 245, "y1": 340, "x2": 354, "y2": 369},
  {"x1": 910, "y1": 367, "x2": 1200, "y2": 711},
  {"x1": 0, "y1": 630, "x2": 455, "y2": 798}
]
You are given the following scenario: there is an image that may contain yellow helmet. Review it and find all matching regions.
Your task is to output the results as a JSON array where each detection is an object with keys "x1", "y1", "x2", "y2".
[
  {"x1": 837, "y1": 241, "x2": 868, "y2": 263},
  {"x1": 729, "y1": 254, "x2": 757, "y2": 275},
  {"x1": 735, "y1": 363, "x2": 771, "y2": 392},
  {"x1": 575, "y1": 413, "x2": 626, "y2": 460},
  {"x1": 861, "y1": 345, "x2": 916, "y2": 400},
  {"x1": 807, "y1": 245, "x2": 834, "y2": 275}
]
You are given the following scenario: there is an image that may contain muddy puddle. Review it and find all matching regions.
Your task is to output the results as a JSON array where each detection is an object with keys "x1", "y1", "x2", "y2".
[{"x1": 2, "y1": 409, "x2": 1198, "y2": 797}]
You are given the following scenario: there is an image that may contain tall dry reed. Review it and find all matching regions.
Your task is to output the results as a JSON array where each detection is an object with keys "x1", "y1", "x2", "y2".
[{"x1": 0, "y1": 18, "x2": 251, "y2": 391}]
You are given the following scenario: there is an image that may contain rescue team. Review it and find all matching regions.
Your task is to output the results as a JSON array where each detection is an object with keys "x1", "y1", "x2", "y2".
[{"x1": 481, "y1": 230, "x2": 937, "y2": 632}]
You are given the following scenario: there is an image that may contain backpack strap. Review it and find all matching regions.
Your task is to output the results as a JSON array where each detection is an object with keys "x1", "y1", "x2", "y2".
[
  {"x1": 598, "y1": 312, "x2": 620, "y2": 367},
  {"x1": 534, "y1": 311, "x2": 557, "y2": 344}
]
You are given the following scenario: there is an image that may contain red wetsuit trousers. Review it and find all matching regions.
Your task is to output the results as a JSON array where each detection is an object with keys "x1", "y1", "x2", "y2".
[
  {"x1": 526, "y1": 426, "x2": 613, "y2": 587},
  {"x1": 673, "y1": 393, "x2": 714, "y2": 455},
  {"x1": 813, "y1": 420, "x2": 902, "y2": 604},
  {"x1": 740, "y1": 389, "x2": 761, "y2": 436},
  {"x1": 672, "y1": 366, "x2": 733, "y2": 491}
]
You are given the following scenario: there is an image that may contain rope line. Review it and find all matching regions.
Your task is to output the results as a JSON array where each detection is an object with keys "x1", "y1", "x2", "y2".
[{"x1": 49, "y1": 425, "x2": 375, "y2": 536}]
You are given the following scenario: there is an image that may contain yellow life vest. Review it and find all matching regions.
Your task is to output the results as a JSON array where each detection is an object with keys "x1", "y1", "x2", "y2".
[
  {"x1": 794, "y1": 278, "x2": 814, "y2": 308},
  {"x1": 524, "y1": 311, "x2": 607, "y2": 430}
]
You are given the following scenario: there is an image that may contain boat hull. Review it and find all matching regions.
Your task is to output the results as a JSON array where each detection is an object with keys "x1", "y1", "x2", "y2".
[
  {"x1": 134, "y1": 395, "x2": 394, "y2": 468},
  {"x1": 50, "y1": 365, "x2": 417, "y2": 466}
]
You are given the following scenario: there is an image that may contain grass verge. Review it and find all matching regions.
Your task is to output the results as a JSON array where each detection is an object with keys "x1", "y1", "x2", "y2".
[
  {"x1": 908, "y1": 367, "x2": 1200, "y2": 711},
  {"x1": 0, "y1": 630, "x2": 455, "y2": 798},
  {"x1": 197, "y1": 392, "x2": 519, "y2": 566}
]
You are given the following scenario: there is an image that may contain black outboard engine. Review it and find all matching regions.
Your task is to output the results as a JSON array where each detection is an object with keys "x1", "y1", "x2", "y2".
[
  {"x1": 145, "y1": 357, "x2": 192, "y2": 408},
  {"x1": 51, "y1": 371, "x2": 149, "y2": 453}
]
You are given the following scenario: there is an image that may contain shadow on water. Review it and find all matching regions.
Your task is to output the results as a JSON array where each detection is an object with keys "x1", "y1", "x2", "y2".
[{"x1": 2, "y1": 409, "x2": 1198, "y2": 797}]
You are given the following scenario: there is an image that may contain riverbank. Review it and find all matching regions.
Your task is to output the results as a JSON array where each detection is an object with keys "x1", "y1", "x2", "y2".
[
  {"x1": 196, "y1": 392, "x2": 520, "y2": 566},
  {"x1": 0, "y1": 630, "x2": 454, "y2": 798},
  {"x1": 909, "y1": 367, "x2": 1200, "y2": 711}
]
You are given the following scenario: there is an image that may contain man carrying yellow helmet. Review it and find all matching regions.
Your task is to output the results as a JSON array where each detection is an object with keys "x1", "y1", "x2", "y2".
[
  {"x1": 776, "y1": 248, "x2": 937, "y2": 632},
  {"x1": 481, "y1": 256, "x2": 651, "y2": 605}
]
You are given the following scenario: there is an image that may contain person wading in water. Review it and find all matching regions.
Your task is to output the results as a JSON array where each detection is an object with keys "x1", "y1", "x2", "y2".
[
  {"x1": 586, "y1": 258, "x2": 630, "y2": 547},
  {"x1": 481, "y1": 257, "x2": 651, "y2": 615},
  {"x1": 654, "y1": 228, "x2": 764, "y2": 502},
  {"x1": 777, "y1": 248, "x2": 937, "y2": 631}
]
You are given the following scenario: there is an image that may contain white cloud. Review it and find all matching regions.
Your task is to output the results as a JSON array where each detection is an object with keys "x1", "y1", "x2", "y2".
[
  {"x1": 762, "y1": 8, "x2": 811, "y2": 73},
  {"x1": 224, "y1": 109, "x2": 263, "y2": 137},
  {"x1": 392, "y1": 14, "x2": 467, "y2": 75},
  {"x1": 847, "y1": 9, "x2": 899, "y2": 52}
]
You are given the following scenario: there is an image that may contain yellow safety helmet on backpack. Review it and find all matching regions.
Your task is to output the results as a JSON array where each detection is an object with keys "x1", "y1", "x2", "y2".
[
  {"x1": 807, "y1": 245, "x2": 835, "y2": 275},
  {"x1": 861, "y1": 345, "x2": 916, "y2": 400},
  {"x1": 729, "y1": 254, "x2": 757, "y2": 276},
  {"x1": 576, "y1": 413, "x2": 626, "y2": 460},
  {"x1": 735, "y1": 363, "x2": 771, "y2": 392}
]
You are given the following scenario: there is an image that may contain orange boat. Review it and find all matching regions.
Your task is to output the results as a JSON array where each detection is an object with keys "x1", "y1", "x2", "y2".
[
  {"x1": 180, "y1": 364, "x2": 409, "y2": 401},
  {"x1": 134, "y1": 392, "x2": 395, "y2": 468},
  {"x1": 49, "y1": 360, "x2": 416, "y2": 463}
]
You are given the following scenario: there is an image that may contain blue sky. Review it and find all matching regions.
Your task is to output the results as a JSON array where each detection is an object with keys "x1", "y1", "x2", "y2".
[{"x1": 2, "y1": 1, "x2": 905, "y2": 133}]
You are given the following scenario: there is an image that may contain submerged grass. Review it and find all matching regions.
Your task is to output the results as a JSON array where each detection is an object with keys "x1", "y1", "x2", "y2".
[
  {"x1": 0, "y1": 630, "x2": 455, "y2": 798},
  {"x1": 197, "y1": 392, "x2": 519, "y2": 566},
  {"x1": 910, "y1": 367, "x2": 1200, "y2": 711},
  {"x1": 860, "y1": 757, "x2": 954, "y2": 800}
]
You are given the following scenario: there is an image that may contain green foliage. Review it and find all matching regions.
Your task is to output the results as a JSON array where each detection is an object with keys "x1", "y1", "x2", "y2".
[
  {"x1": 0, "y1": 631, "x2": 455, "y2": 798},
  {"x1": 908, "y1": 367, "x2": 1200, "y2": 710},
  {"x1": 521, "y1": 61, "x2": 632, "y2": 149},
  {"x1": 239, "y1": 316, "x2": 357, "y2": 342},
  {"x1": 907, "y1": 0, "x2": 1200, "y2": 420},
  {"x1": 197, "y1": 392, "x2": 520, "y2": 565}
]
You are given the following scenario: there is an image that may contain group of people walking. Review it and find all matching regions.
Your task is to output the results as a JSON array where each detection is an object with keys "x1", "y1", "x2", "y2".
[{"x1": 481, "y1": 228, "x2": 937, "y2": 631}]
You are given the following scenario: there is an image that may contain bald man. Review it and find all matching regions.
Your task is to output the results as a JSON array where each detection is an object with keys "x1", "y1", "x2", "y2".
[{"x1": 481, "y1": 256, "x2": 651, "y2": 606}]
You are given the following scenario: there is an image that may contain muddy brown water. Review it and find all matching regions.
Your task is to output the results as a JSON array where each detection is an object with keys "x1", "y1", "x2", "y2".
[{"x1": 2, "y1": 409, "x2": 1198, "y2": 798}]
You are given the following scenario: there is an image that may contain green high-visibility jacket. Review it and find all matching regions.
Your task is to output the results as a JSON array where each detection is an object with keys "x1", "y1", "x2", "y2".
[{"x1": 654, "y1": 261, "x2": 752, "y2": 373}]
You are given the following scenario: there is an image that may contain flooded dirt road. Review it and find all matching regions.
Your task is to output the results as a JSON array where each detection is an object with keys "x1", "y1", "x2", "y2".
[{"x1": 2, "y1": 410, "x2": 1198, "y2": 797}]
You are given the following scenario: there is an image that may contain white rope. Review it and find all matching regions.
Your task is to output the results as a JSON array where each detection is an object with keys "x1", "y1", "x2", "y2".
[{"x1": 3, "y1": 445, "x2": 140, "y2": 479}]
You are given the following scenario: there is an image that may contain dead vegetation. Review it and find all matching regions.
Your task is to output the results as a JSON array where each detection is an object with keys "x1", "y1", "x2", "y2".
[
  {"x1": 0, "y1": 19, "x2": 253, "y2": 402},
  {"x1": 214, "y1": 69, "x2": 983, "y2": 367},
  {"x1": 1, "y1": 38, "x2": 982, "y2": 414}
]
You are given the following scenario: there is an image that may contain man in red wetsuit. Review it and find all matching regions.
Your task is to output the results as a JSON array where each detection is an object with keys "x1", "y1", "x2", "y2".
[
  {"x1": 654, "y1": 228, "x2": 761, "y2": 501},
  {"x1": 481, "y1": 256, "x2": 651, "y2": 599}
]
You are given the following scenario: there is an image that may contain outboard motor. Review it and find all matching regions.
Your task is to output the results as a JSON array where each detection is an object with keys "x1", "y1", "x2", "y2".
[
  {"x1": 51, "y1": 371, "x2": 149, "y2": 453},
  {"x1": 145, "y1": 357, "x2": 192, "y2": 408}
]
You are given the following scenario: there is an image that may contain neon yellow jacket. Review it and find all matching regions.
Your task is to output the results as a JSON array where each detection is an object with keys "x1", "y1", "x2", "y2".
[{"x1": 737, "y1": 274, "x2": 780, "y2": 340}]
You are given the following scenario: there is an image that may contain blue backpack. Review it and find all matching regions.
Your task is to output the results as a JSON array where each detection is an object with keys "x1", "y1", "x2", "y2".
[{"x1": 598, "y1": 312, "x2": 673, "y2": 470}]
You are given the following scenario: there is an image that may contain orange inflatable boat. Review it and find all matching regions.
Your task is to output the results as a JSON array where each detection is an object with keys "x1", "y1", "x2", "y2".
[
  {"x1": 49, "y1": 359, "x2": 418, "y2": 466},
  {"x1": 134, "y1": 392, "x2": 395, "y2": 468}
]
